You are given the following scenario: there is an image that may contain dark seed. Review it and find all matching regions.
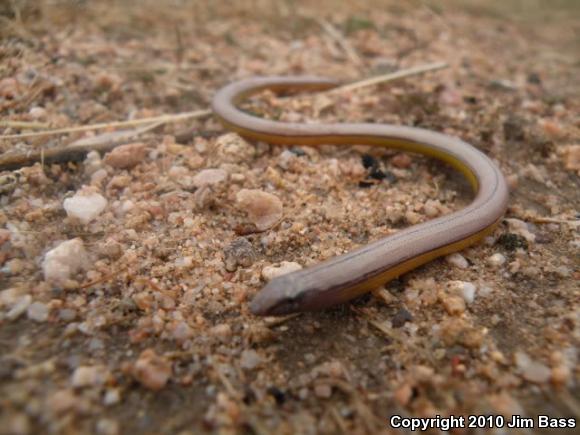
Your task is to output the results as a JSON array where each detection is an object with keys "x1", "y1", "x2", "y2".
[
  {"x1": 527, "y1": 72, "x2": 542, "y2": 85},
  {"x1": 243, "y1": 387, "x2": 256, "y2": 405},
  {"x1": 361, "y1": 153, "x2": 378, "y2": 169},
  {"x1": 267, "y1": 386, "x2": 286, "y2": 405},
  {"x1": 496, "y1": 233, "x2": 528, "y2": 251},
  {"x1": 358, "y1": 180, "x2": 374, "y2": 188},
  {"x1": 503, "y1": 117, "x2": 525, "y2": 141},
  {"x1": 392, "y1": 308, "x2": 413, "y2": 328},
  {"x1": 290, "y1": 148, "x2": 307, "y2": 157}
]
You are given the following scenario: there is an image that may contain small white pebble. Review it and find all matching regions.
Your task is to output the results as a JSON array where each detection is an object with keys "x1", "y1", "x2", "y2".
[
  {"x1": 508, "y1": 260, "x2": 521, "y2": 274},
  {"x1": 404, "y1": 288, "x2": 419, "y2": 302},
  {"x1": 29, "y1": 106, "x2": 46, "y2": 119},
  {"x1": 96, "y1": 418, "x2": 119, "y2": 435},
  {"x1": 554, "y1": 265, "x2": 571, "y2": 278},
  {"x1": 71, "y1": 365, "x2": 109, "y2": 388},
  {"x1": 27, "y1": 301, "x2": 49, "y2": 322},
  {"x1": 84, "y1": 150, "x2": 103, "y2": 176},
  {"x1": 192, "y1": 168, "x2": 227, "y2": 187},
  {"x1": 6, "y1": 295, "x2": 32, "y2": 321},
  {"x1": 449, "y1": 281, "x2": 477, "y2": 304},
  {"x1": 236, "y1": 189, "x2": 283, "y2": 231},
  {"x1": 514, "y1": 351, "x2": 551, "y2": 384},
  {"x1": 90, "y1": 168, "x2": 108, "y2": 186},
  {"x1": 405, "y1": 211, "x2": 421, "y2": 225},
  {"x1": 42, "y1": 238, "x2": 88, "y2": 285},
  {"x1": 446, "y1": 253, "x2": 469, "y2": 269},
  {"x1": 59, "y1": 309, "x2": 76, "y2": 322},
  {"x1": 103, "y1": 388, "x2": 121, "y2": 406},
  {"x1": 240, "y1": 349, "x2": 262, "y2": 370},
  {"x1": 0, "y1": 287, "x2": 21, "y2": 306},
  {"x1": 262, "y1": 261, "x2": 302, "y2": 281},
  {"x1": 63, "y1": 187, "x2": 107, "y2": 224},
  {"x1": 230, "y1": 173, "x2": 245, "y2": 183},
  {"x1": 120, "y1": 200, "x2": 134, "y2": 215},
  {"x1": 174, "y1": 256, "x2": 194, "y2": 269},
  {"x1": 487, "y1": 253, "x2": 506, "y2": 268},
  {"x1": 278, "y1": 150, "x2": 296, "y2": 169},
  {"x1": 423, "y1": 200, "x2": 440, "y2": 218},
  {"x1": 478, "y1": 284, "x2": 494, "y2": 297}
]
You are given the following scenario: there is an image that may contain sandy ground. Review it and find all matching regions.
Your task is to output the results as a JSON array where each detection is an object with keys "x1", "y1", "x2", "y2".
[{"x1": 0, "y1": 1, "x2": 579, "y2": 434}]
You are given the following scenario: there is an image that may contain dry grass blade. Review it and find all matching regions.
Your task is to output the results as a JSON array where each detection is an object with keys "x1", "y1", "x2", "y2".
[
  {"x1": 0, "y1": 109, "x2": 211, "y2": 140},
  {"x1": 529, "y1": 217, "x2": 579, "y2": 226},
  {"x1": 0, "y1": 120, "x2": 50, "y2": 130},
  {"x1": 263, "y1": 313, "x2": 301, "y2": 327},
  {"x1": 274, "y1": 61, "x2": 448, "y2": 103},
  {"x1": 327, "y1": 61, "x2": 448, "y2": 94},
  {"x1": 329, "y1": 406, "x2": 349, "y2": 434},
  {"x1": 314, "y1": 17, "x2": 363, "y2": 66},
  {"x1": 78, "y1": 265, "x2": 129, "y2": 290}
]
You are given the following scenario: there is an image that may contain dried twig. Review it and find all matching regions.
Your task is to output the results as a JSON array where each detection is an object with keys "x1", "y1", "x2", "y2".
[
  {"x1": 274, "y1": 61, "x2": 448, "y2": 103},
  {"x1": 367, "y1": 318, "x2": 402, "y2": 343},
  {"x1": 326, "y1": 61, "x2": 448, "y2": 95},
  {"x1": 314, "y1": 17, "x2": 363, "y2": 66},
  {"x1": 372, "y1": 287, "x2": 396, "y2": 305},
  {"x1": 0, "y1": 120, "x2": 50, "y2": 130},
  {"x1": 262, "y1": 313, "x2": 301, "y2": 327},
  {"x1": 329, "y1": 406, "x2": 349, "y2": 434},
  {"x1": 0, "y1": 109, "x2": 211, "y2": 140},
  {"x1": 528, "y1": 216, "x2": 579, "y2": 226},
  {"x1": 78, "y1": 265, "x2": 129, "y2": 290},
  {"x1": 510, "y1": 209, "x2": 580, "y2": 227}
]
